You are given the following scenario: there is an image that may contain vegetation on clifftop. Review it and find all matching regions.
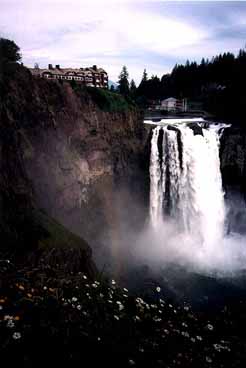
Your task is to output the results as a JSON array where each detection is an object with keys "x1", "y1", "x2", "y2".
[
  {"x1": 85, "y1": 86, "x2": 136, "y2": 113},
  {"x1": 132, "y1": 49, "x2": 246, "y2": 121},
  {"x1": 0, "y1": 38, "x2": 137, "y2": 115}
]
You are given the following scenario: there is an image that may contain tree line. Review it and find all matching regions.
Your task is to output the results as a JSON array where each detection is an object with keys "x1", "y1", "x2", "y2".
[
  {"x1": 2, "y1": 36, "x2": 246, "y2": 121},
  {"x1": 117, "y1": 48, "x2": 246, "y2": 120}
]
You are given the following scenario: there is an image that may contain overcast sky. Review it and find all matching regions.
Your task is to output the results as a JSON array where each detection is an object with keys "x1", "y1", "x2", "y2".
[{"x1": 1, "y1": 0, "x2": 246, "y2": 84}]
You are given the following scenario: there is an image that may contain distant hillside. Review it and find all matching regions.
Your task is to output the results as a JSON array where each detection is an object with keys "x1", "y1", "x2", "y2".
[{"x1": 108, "y1": 80, "x2": 118, "y2": 90}]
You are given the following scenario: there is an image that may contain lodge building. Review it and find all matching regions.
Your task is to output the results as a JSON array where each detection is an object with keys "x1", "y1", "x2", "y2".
[{"x1": 29, "y1": 64, "x2": 108, "y2": 88}]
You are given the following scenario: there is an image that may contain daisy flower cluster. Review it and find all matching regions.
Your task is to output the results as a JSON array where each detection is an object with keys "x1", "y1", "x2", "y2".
[{"x1": 0, "y1": 260, "x2": 245, "y2": 367}]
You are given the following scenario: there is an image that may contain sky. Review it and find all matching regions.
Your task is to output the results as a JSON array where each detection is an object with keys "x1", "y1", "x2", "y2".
[{"x1": 1, "y1": 0, "x2": 246, "y2": 84}]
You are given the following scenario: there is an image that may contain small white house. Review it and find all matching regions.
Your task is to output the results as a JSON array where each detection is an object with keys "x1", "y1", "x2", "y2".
[
  {"x1": 161, "y1": 97, "x2": 187, "y2": 112},
  {"x1": 161, "y1": 97, "x2": 178, "y2": 111}
]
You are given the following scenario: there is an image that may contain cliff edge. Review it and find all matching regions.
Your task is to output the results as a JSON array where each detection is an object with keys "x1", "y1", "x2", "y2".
[{"x1": 0, "y1": 64, "x2": 148, "y2": 270}]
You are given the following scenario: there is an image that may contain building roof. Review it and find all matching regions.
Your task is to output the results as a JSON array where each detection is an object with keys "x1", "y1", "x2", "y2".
[
  {"x1": 162, "y1": 97, "x2": 178, "y2": 102},
  {"x1": 29, "y1": 66, "x2": 107, "y2": 76}
]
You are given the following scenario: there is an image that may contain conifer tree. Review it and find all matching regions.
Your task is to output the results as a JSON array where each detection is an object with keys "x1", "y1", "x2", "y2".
[{"x1": 118, "y1": 66, "x2": 129, "y2": 95}]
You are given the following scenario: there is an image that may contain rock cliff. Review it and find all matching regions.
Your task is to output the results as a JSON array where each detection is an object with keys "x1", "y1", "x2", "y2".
[
  {"x1": 220, "y1": 126, "x2": 246, "y2": 233},
  {"x1": 1, "y1": 65, "x2": 149, "y2": 269}
]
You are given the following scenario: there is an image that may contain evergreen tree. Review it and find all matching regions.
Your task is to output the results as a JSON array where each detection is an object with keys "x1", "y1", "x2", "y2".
[
  {"x1": 130, "y1": 79, "x2": 137, "y2": 98},
  {"x1": 136, "y1": 69, "x2": 149, "y2": 101},
  {"x1": 118, "y1": 66, "x2": 129, "y2": 95},
  {"x1": 0, "y1": 38, "x2": 21, "y2": 63},
  {"x1": 0, "y1": 38, "x2": 22, "y2": 88},
  {"x1": 142, "y1": 68, "x2": 148, "y2": 82}
]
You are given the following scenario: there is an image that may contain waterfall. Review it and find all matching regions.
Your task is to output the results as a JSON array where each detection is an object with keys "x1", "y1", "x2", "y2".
[
  {"x1": 149, "y1": 126, "x2": 163, "y2": 226},
  {"x1": 149, "y1": 123, "x2": 225, "y2": 247}
]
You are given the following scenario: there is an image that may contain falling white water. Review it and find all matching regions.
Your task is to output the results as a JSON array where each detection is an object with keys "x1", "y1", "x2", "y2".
[
  {"x1": 149, "y1": 123, "x2": 225, "y2": 249},
  {"x1": 163, "y1": 128, "x2": 181, "y2": 217},
  {"x1": 149, "y1": 126, "x2": 162, "y2": 226}
]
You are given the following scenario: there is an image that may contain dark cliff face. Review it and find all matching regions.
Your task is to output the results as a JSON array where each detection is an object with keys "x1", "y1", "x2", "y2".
[
  {"x1": 220, "y1": 127, "x2": 246, "y2": 192},
  {"x1": 220, "y1": 127, "x2": 246, "y2": 234},
  {"x1": 1, "y1": 65, "x2": 149, "y2": 269}
]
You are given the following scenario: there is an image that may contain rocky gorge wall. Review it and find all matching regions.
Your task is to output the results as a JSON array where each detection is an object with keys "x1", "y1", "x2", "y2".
[
  {"x1": 220, "y1": 126, "x2": 246, "y2": 234},
  {"x1": 1, "y1": 65, "x2": 149, "y2": 269},
  {"x1": 2, "y1": 63, "x2": 246, "y2": 273}
]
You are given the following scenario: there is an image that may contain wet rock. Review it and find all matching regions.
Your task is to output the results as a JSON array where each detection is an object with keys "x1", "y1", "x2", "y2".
[
  {"x1": 187, "y1": 123, "x2": 203, "y2": 136},
  {"x1": 0, "y1": 65, "x2": 148, "y2": 267}
]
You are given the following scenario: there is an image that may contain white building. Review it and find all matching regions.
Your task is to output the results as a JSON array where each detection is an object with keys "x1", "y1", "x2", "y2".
[{"x1": 160, "y1": 97, "x2": 187, "y2": 112}]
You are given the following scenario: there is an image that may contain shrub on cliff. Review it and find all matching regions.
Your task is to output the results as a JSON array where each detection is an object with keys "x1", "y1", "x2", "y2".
[{"x1": 86, "y1": 86, "x2": 136, "y2": 112}]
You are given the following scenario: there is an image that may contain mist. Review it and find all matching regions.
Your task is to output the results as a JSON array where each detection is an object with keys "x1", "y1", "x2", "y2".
[
  {"x1": 94, "y1": 122, "x2": 246, "y2": 299},
  {"x1": 117, "y1": 123, "x2": 246, "y2": 284},
  {"x1": 132, "y1": 217, "x2": 246, "y2": 277}
]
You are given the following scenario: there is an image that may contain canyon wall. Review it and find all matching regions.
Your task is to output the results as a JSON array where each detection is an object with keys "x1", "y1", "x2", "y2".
[
  {"x1": 220, "y1": 127, "x2": 246, "y2": 233},
  {"x1": 3, "y1": 63, "x2": 246, "y2": 271},
  {"x1": 1, "y1": 65, "x2": 149, "y2": 269}
]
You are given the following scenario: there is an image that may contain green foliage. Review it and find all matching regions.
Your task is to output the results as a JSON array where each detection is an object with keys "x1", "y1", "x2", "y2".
[
  {"x1": 69, "y1": 79, "x2": 76, "y2": 89},
  {"x1": 0, "y1": 38, "x2": 22, "y2": 93},
  {"x1": 135, "y1": 48, "x2": 246, "y2": 120},
  {"x1": 1, "y1": 262, "x2": 246, "y2": 367},
  {"x1": 86, "y1": 86, "x2": 135, "y2": 112},
  {"x1": 130, "y1": 79, "x2": 137, "y2": 99},
  {"x1": 36, "y1": 210, "x2": 89, "y2": 250},
  {"x1": 137, "y1": 74, "x2": 162, "y2": 105},
  {"x1": 118, "y1": 65, "x2": 130, "y2": 96},
  {"x1": 142, "y1": 68, "x2": 148, "y2": 82},
  {"x1": 0, "y1": 38, "x2": 21, "y2": 63}
]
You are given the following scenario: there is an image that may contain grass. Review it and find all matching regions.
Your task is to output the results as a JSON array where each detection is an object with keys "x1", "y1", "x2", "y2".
[
  {"x1": 0, "y1": 260, "x2": 246, "y2": 367},
  {"x1": 85, "y1": 87, "x2": 136, "y2": 112},
  {"x1": 36, "y1": 210, "x2": 89, "y2": 250}
]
